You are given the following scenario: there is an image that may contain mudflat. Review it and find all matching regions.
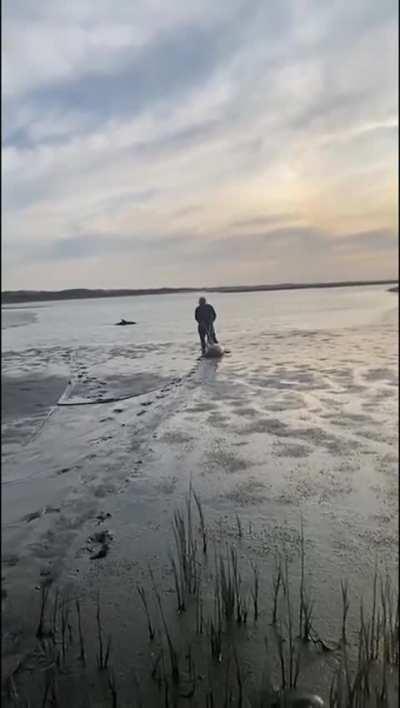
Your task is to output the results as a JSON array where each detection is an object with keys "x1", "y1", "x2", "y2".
[{"x1": 2, "y1": 289, "x2": 398, "y2": 704}]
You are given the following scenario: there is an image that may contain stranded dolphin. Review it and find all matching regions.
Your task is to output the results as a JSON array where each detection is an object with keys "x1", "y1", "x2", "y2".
[{"x1": 203, "y1": 342, "x2": 225, "y2": 358}]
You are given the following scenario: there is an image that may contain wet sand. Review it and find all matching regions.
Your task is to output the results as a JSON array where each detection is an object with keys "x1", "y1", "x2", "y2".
[
  {"x1": 1, "y1": 375, "x2": 68, "y2": 449},
  {"x1": 2, "y1": 313, "x2": 398, "y2": 703}
]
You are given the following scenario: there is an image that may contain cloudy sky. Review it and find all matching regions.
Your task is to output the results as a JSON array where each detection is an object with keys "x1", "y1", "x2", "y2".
[{"x1": 2, "y1": 0, "x2": 398, "y2": 290}]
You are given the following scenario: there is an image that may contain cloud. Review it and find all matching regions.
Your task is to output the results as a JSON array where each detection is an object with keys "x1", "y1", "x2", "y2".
[
  {"x1": 335, "y1": 229, "x2": 397, "y2": 253},
  {"x1": 2, "y1": 0, "x2": 398, "y2": 289},
  {"x1": 5, "y1": 24, "x2": 224, "y2": 143},
  {"x1": 229, "y1": 214, "x2": 301, "y2": 230}
]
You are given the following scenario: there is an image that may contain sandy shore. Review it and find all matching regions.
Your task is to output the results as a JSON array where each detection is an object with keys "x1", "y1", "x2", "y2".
[{"x1": 2, "y1": 314, "x2": 398, "y2": 703}]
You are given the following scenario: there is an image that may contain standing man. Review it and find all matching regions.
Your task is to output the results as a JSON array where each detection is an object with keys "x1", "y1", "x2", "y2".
[{"x1": 195, "y1": 296, "x2": 218, "y2": 355}]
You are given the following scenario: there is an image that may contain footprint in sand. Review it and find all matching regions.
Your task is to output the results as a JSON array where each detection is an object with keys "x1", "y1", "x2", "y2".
[
  {"x1": 22, "y1": 510, "x2": 42, "y2": 523},
  {"x1": 57, "y1": 467, "x2": 71, "y2": 475},
  {"x1": 56, "y1": 464, "x2": 81, "y2": 476},
  {"x1": 2, "y1": 554, "x2": 19, "y2": 567},
  {"x1": 96, "y1": 512, "x2": 112, "y2": 524},
  {"x1": 22, "y1": 507, "x2": 61, "y2": 522},
  {"x1": 86, "y1": 530, "x2": 113, "y2": 560},
  {"x1": 93, "y1": 483, "x2": 116, "y2": 498},
  {"x1": 39, "y1": 566, "x2": 55, "y2": 581}
]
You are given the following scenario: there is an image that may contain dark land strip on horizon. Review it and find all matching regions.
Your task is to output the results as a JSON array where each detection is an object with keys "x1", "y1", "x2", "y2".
[{"x1": 2, "y1": 279, "x2": 398, "y2": 304}]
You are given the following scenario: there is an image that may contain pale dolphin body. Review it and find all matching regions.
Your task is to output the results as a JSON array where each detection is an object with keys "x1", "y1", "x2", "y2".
[{"x1": 204, "y1": 343, "x2": 225, "y2": 358}]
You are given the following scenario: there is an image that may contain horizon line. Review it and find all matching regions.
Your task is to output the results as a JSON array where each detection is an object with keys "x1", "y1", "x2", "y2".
[{"x1": 2, "y1": 277, "x2": 398, "y2": 304}]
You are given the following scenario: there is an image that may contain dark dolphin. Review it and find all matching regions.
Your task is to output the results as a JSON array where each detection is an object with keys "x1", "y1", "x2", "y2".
[{"x1": 115, "y1": 319, "x2": 136, "y2": 326}]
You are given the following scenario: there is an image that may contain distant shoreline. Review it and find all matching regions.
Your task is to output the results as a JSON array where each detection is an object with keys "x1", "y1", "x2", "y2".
[{"x1": 2, "y1": 279, "x2": 398, "y2": 304}]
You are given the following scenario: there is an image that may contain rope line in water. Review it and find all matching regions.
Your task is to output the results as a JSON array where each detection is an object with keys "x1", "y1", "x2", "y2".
[{"x1": 57, "y1": 386, "x2": 163, "y2": 407}]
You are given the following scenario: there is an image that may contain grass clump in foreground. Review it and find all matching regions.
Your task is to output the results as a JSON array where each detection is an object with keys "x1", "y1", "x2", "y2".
[{"x1": 3, "y1": 488, "x2": 399, "y2": 707}]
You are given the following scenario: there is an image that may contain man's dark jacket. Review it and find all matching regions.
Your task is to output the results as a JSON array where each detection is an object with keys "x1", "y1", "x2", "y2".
[{"x1": 195, "y1": 303, "x2": 216, "y2": 329}]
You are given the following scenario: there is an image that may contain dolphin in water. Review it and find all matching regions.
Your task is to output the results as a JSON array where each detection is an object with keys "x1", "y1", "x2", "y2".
[
  {"x1": 115, "y1": 318, "x2": 136, "y2": 326},
  {"x1": 203, "y1": 342, "x2": 225, "y2": 358}
]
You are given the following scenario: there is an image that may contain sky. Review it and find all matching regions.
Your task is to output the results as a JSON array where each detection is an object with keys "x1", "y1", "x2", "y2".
[{"x1": 2, "y1": 0, "x2": 398, "y2": 290}]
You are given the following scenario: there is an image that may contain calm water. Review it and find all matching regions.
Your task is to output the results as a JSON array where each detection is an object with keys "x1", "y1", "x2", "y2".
[{"x1": 2, "y1": 285, "x2": 396, "y2": 381}]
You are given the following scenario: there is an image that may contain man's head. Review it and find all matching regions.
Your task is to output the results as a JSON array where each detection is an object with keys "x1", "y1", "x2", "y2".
[{"x1": 199, "y1": 296, "x2": 206, "y2": 305}]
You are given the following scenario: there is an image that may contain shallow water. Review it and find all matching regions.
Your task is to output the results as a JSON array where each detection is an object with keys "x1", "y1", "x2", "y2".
[
  {"x1": 2, "y1": 285, "x2": 397, "y2": 436},
  {"x1": 2, "y1": 285, "x2": 395, "y2": 366}
]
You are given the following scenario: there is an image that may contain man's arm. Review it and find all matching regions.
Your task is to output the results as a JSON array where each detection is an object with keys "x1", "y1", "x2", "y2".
[
  {"x1": 195, "y1": 307, "x2": 200, "y2": 323},
  {"x1": 210, "y1": 306, "x2": 216, "y2": 321}
]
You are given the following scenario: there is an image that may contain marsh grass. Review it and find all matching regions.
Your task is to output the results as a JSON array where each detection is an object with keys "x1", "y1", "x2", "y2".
[
  {"x1": 251, "y1": 562, "x2": 259, "y2": 622},
  {"x1": 36, "y1": 583, "x2": 51, "y2": 640},
  {"x1": 151, "y1": 570, "x2": 180, "y2": 686},
  {"x1": 272, "y1": 554, "x2": 283, "y2": 626},
  {"x1": 277, "y1": 555, "x2": 301, "y2": 691},
  {"x1": 60, "y1": 597, "x2": 71, "y2": 664},
  {"x1": 329, "y1": 573, "x2": 399, "y2": 708},
  {"x1": 137, "y1": 584, "x2": 155, "y2": 641},
  {"x1": 52, "y1": 589, "x2": 59, "y2": 640},
  {"x1": 219, "y1": 550, "x2": 236, "y2": 623},
  {"x1": 303, "y1": 593, "x2": 315, "y2": 642},
  {"x1": 4, "y1": 489, "x2": 398, "y2": 708},
  {"x1": 209, "y1": 576, "x2": 223, "y2": 663},
  {"x1": 195, "y1": 580, "x2": 204, "y2": 635},
  {"x1": 298, "y1": 518, "x2": 305, "y2": 640},
  {"x1": 235, "y1": 513, "x2": 243, "y2": 539},
  {"x1": 107, "y1": 669, "x2": 118, "y2": 708},
  {"x1": 340, "y1": 580, "x2": 350, "y2": 646},
  {"x1": 233, "y1": 649, "x2": 244, "y2": 707},
  {"x1": 75, "y1": 599, "x2": 86, "y2": 666},
  {"x1": 170, "y1": 493, "x2": 200, "y2": 613},
  {"x1": 96, "y1": 594, "x2": 112, "y2": 671},
  {"x1": 216, "y1": 545, "x2": 249, "y2": 627},
  {"x1": 193, "y1": 490, "x2": 207, "y2": 554}
]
